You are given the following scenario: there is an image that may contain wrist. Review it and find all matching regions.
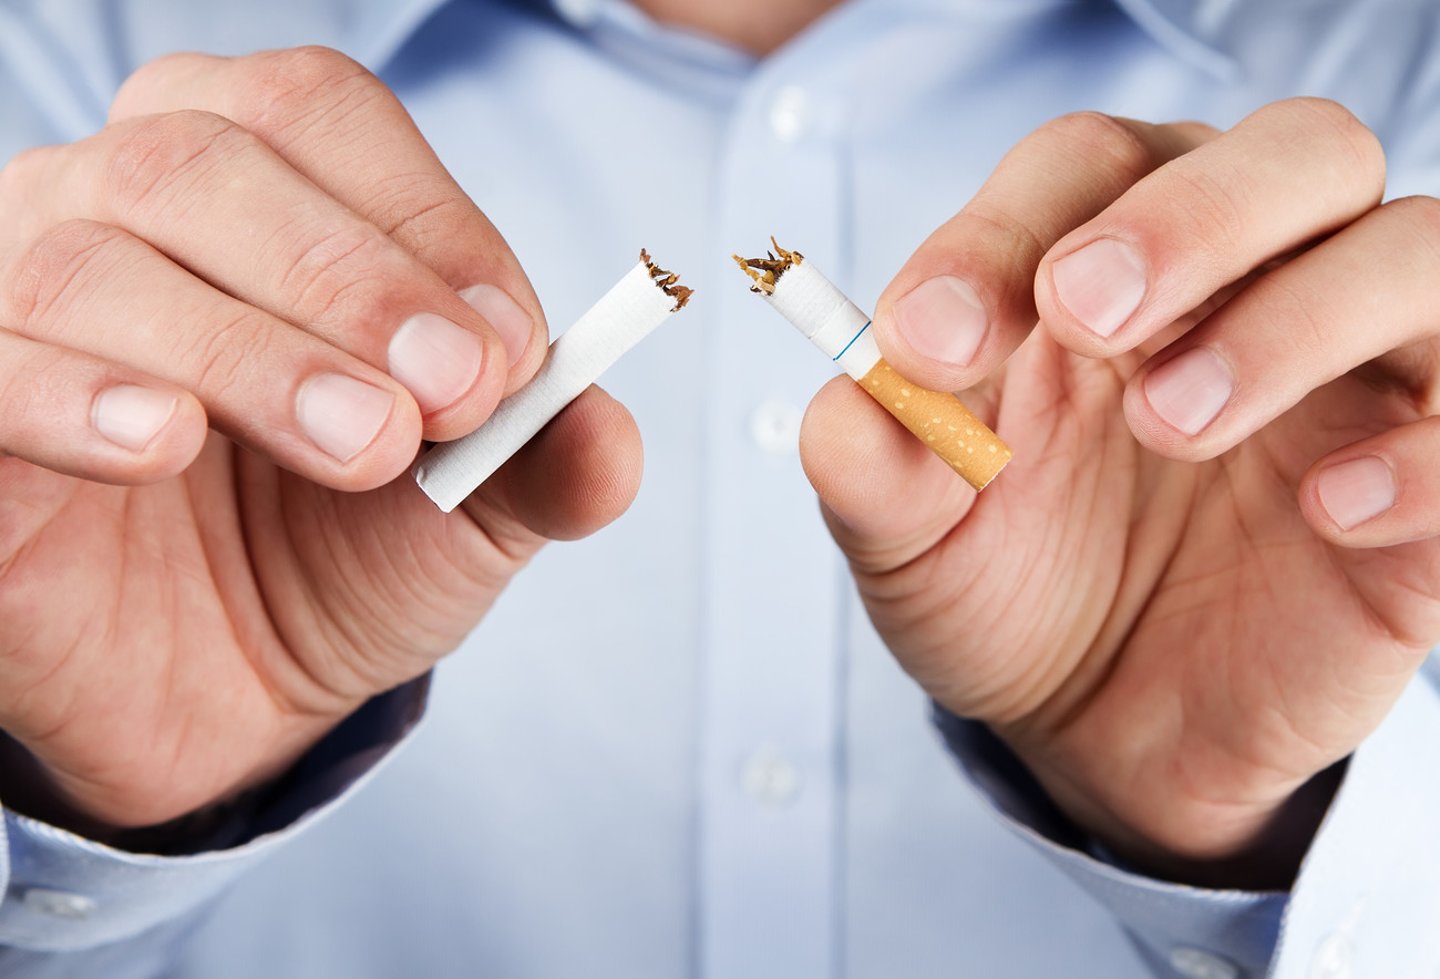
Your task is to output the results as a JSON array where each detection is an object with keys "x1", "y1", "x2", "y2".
[
  {"x1": 1012, "y1": 743, "x2": 1345, "y2": 890},
  {"x1": 0, "y1": 708, "x2": 351, "y2": 849}
]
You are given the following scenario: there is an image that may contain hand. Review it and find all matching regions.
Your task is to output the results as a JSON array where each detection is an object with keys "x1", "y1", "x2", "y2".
[
  {"x1": 0, "y1": 47, "x2": 642, "y2": 833},
  {"x1": 800, "y1": 99, "x2": 1440, "y2": 887}
]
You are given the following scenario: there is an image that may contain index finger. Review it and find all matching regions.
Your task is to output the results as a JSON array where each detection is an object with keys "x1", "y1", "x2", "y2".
[
  {"x1": 1035, "y1": 97, "x2": 1386, "y2": 357},
  {"x1": 109, "y1": 46, "x2": 548, "y2": 392},
  {"x1": 871, "y1": 113, "x2": 1212, "y2": 393}
]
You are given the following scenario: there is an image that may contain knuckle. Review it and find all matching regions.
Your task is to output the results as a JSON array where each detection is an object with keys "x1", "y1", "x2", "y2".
[
  {"x1": 1384, "y1": 194, "x2": 1440, "y2": 236},
  {"x1": 951, "y1": 204, "x2": 1047, "y2": 272},
  {"x1": 103, "y1": 110, "x2": 250, "y2": 216},
  {"x1": 1281, "y1": 96, "x2": 1370, "y2": 140},
  {"x1": 1255, "y1": 275, "x2": 1331, "y2": 360},
  {"x1": 0, "y1": 145, "x2": 59, "y2": 205},
  {"x1": 0, "y1": 344, "x2": 74, "y2": 476},
  {"x1": 374, "y1": 181, "x2": 473, "y2": 246},
  {"x1": 271, "y1": 45, "x2": 367, "y2": 83},
  {"x1": 360, "y1": 166, "x2": 497, "y2": 262},
  {"x1": 1037, "y1": 111, "x2": 1156, "y2": 181},
  {"x1": 0, "y1": 343, "x2": 64, "y2": 423},
  {"x1": 185, "y1": 309, "x2": 273, "y2": 403},
  {"x1": 278, "y1": 224, "x2": 397, "y2": 326},
  {"x1": 111, "y1": 52, "x2": 206, "y2": 119},
  {"x1": 1167, "y1": 119, "x2": 1221, "y2": 143},
  {"x1": 237, "y1": 46, "x2": 382, "y2": 139},
  {"x1": 5, "y1": 220, "x2": 133, "y2": 331},
  {"x1": 1274, "y1": 97, "x2": 1385, "y2": 189},
  {"x1": 1383, "y1": 195, "x2": 1440, "y2": 260},
  {"x1": 1162, "y1": 164, "x2": 1247, "y2": 260}
]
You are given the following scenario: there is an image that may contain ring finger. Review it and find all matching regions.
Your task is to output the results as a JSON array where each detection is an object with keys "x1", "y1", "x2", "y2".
[{"x1": 0, "y1": 219, "x2": 421, "y2": 488}]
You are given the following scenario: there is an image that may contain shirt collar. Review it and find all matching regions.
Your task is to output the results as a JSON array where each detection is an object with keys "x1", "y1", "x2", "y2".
[
  {"x1": 349, "y1": 0, "x2": 1241, "y2": 81},
  {"x1": 344, "y1": 0, "x2": 471, "y2": 70},
  {"x1": 1108, "y1": 0, "x2": 1239, "y2": 81}
]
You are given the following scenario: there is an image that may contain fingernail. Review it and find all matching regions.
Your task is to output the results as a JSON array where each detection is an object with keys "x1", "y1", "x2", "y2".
[
  {"x1": 460, "y1": 284, "x2": 533, "y2": 368},
  {"x1": 1143, "y1": 346, "x2": 1233, "y2": 435},
  {"x1": 1051, "y1": 238, "x2": 1148, "y2": 338},
  {"x1": 1317, "y1": 456, "x2": 1395, "y2": 530},
  {"x1": 92, "y1": 385, "x2": 177, "y2": 452},
  {"x1": 387, "y1": 312, "x2": 485, "y2": 413},
  {"x1": 892, "y1": 276, "x2": 988, "y2": 368},
  {"x1": 296, "y1": 373, "x2": 394, "y2": 463}
]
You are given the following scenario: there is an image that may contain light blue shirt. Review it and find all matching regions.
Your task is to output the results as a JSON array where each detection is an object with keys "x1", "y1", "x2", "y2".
[{"x1": 1, "y1": 1, "x2": 1438, "y2": 976}]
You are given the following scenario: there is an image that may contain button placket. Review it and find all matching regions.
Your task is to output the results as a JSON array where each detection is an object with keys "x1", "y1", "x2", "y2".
[{"x1": 696, "y1": 61, "x2": 851, "y2": 979}]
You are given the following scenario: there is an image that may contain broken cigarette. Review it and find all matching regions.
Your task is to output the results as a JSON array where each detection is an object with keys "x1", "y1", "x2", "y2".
[
  {"x1": 734, "y1": 241, "x2": 1011, "y2": 490},
  {"x1": 414, "y1": 250, "x2": 693, "y2": 512}
]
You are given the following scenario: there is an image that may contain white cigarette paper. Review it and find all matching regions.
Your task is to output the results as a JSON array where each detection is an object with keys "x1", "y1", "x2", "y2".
[
  {"x1": 735, "y1": 242, "x2": 1012, "y2": 490},
  {"x1": 414, "y1": 252, "x2": 692, "y2": 512}
]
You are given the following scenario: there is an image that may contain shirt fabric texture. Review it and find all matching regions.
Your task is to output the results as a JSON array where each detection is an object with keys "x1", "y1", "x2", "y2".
[{"x1": 0, "y1": 0, "x2": 1437, "y2": 976}]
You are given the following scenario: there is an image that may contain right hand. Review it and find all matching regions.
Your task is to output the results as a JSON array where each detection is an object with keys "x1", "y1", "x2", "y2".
[{"x1": 0, "y1": 47, "x2": 643, "y2": 833}]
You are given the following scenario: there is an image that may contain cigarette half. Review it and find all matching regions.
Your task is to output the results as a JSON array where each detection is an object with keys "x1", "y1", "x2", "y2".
[
  {"x1": 734, "y1": 240, "x2": 1011, "y2": 490},
  {"x1": 413, "y1": 250, "x2": 693, "y2": 512}
]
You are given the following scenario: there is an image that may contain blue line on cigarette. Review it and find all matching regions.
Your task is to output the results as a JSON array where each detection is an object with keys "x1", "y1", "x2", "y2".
[{"x1": 833, "y1": 321, "x2": 871, "y2": 362}]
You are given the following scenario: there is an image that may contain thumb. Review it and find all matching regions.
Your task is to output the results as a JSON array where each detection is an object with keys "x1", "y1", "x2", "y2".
[
  {"x1": 256, "y1": 385, "x2": 643, "y2": 701},
  {"x1": 799, "y1": 375, "x2": 1031, "y2": 720},
  {"x1": 799, "y1": 375, "x2": 977, "y2": 576},
  {"x1": 797, "y1": 365, "x2": 1126, "y2": 727}
]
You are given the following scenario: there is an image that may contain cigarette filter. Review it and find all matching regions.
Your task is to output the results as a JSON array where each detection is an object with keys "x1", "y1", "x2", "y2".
[
  {"x1": 414, "y1": 250, "x2": 693, "y2": 512},
  {"x1": 735, "y1": 242, "x2": 1011, "y2": 490}
]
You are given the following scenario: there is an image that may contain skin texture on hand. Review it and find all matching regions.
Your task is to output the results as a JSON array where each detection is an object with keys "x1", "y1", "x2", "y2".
[
  {"x1": 800, "y1": 100, "x2": 1440, "y2": 888},
  {"x1": 0, "y1": 48, "x2": 643, "y2": 832}
]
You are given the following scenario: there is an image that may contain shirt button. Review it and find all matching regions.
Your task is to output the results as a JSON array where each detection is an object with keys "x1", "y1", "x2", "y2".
[
  {"x1": 21, "y1": 888, "x2": 97, "y2": 919},
  {"x1": 768, "y1": 85, "x2": 811, "y2": 143},
  {"x1": 749, "y1": 400, "x2": 803, "y2": 455},
  {"x1": 1308, "y1": 933, "x2": 1354, "y2": 979},
  {"x1": 1169, "y1": 947, "x2": 1241, "y2": 979},
  {"x1": 740, "y1": 746, "x2": 801, "y2": 807}
]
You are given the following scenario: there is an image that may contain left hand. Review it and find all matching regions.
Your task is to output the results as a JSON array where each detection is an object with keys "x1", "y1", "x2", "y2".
[{"x1": 799, "y1": 98, "x2": 1440, "y2": 887}]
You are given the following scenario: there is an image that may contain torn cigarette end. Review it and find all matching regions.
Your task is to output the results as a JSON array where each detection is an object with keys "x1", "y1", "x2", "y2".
[
  {"x1": 731, "y1": 236, "x2": 802, "y2": 295},
  {"x1": 735, "y1": 239, "x2": 1012, "y2": 491},
  {"x1": 641, "y1": 248, "x2": 694, "y2": 310},
  {"x1": 413, "y1": 249, "x2": 691, "y2": 512}
]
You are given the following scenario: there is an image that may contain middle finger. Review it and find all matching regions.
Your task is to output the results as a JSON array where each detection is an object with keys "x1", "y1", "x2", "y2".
[
  {"x1": 1122, "y1": 195, "x2": 1440, "y2": 459},
  {"x1": 4, "y1": 110, "x2": 508, "y2": 439}
]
